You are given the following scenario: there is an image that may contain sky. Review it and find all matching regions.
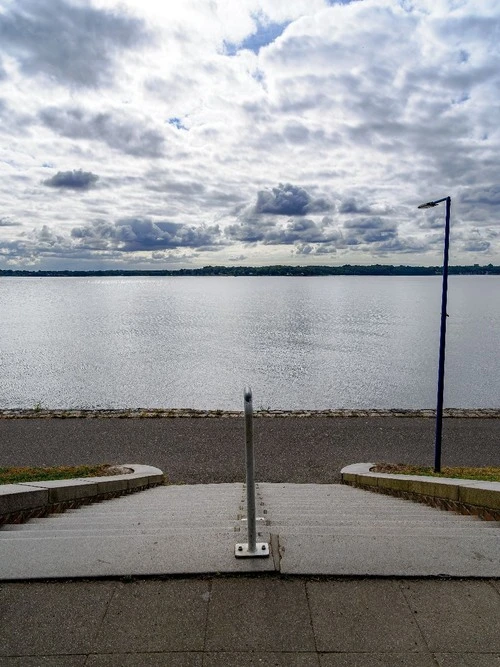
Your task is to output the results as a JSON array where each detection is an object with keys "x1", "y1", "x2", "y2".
[{"x1": 0, "y1": 0, "x2": 499, "y2": 270}]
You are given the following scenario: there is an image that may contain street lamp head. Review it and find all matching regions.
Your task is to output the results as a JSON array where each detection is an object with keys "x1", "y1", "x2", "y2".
[{"x1": 417, "y1": 196, "x2": 450, "y2": 209}]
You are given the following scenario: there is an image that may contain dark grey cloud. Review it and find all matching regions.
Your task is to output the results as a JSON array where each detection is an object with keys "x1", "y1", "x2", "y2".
[
  {"x1": 225, "y1": 218, "x2": 276, "y2": 243},
  {"x1": 282, "y1": 122, "x2": 323, "y2": 145},
  {"x1": 343, "y1": 217, "x2": 397, "y2": 244},
  {"x1": 0, "y1": 217, "x2": 22, "y2": 227},
  {"x1": 146, "y1": 176, "x2": 247, "y2": 210},
  {"x1": 147, "y1": 180, "x2": 206, "y2": 195},
  {"x1": 338, "y1": 216, "x2": 429, "y2": 255},
  {"x1": 457, "y1": 228, "x2": 493, "y2": 253},
  {"x1": 0, "y1": 0, "x2": 152, "y2": 88},
  {"x1": 39, "y1": 107, "x2": 165, "y2": 158},
  {"x1": 463, "y1": 239, "x2": 491, "y2": 252},
  {"x1": 339, "y1": 197, "x2": 373, "y2": 214},
  {"x1": 254, "y1": 183, "x2": 332, "y2": 216},
  {"x1": 43, "y1": 169, "x2": 99, "y2": 190},
  {"x1": 373, "y1": 237, "x2": 430, "y2": 255},
  {"x1": 0, "y1": 59, "x2": 6, "y2": 81},
  {"x1": 262, "y1": 218, "x2": 341, "y2": 245},
  {"x1": 295, "y1": 242, "x2": 339, "y2": 256},
  {"x1": 461, "y1": 185, "x2": 500, "y2": 207},
  {"x1": 226, "y1": 216, "x2": 342, "y2": 246},
  {"x1": 71, "y1": 218, "x2": 223, "y2": 252}
]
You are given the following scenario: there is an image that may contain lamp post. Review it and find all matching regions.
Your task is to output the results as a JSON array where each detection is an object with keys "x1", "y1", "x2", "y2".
[{"x1": 417, "y1": 196, "x2": 451, "y2": 473}]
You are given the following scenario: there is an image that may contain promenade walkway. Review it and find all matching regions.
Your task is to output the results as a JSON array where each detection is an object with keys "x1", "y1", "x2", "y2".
[{"x1": 2, "y1": 575, "x2": 500, "y2": 665}]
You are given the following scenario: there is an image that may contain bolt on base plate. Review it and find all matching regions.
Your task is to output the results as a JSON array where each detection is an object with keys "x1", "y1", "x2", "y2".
[{"x1": 235, "y1": 542, "x2": 270, "y2": 558}]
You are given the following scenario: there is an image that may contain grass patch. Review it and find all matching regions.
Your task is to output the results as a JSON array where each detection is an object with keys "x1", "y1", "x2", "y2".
[
  {"x1": 0, "y1": 464, "x2": 118, "y2": 485},
  {"x1": 372, "y1": 464, "x2": 500, "y2": 482}
]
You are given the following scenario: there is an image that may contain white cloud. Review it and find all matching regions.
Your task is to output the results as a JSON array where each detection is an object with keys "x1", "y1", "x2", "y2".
[{"x1": 0, "y1": 0, "x2": 498, "y2": 268}]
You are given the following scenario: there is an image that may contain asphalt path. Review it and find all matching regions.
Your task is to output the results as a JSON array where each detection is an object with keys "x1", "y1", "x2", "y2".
[{"x1": 1, "y1": 416, "x2": 498, "y2": 483}]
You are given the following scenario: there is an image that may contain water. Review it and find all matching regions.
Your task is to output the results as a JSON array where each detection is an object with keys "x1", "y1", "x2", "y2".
[{"x1": 0, "y1": 276, "x2": 498, "y2": 410}]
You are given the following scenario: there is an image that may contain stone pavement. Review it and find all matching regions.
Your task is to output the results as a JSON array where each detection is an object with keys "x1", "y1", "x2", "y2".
[{"x1": 1, "y1": 576, "x2": 500, "y2": 665}]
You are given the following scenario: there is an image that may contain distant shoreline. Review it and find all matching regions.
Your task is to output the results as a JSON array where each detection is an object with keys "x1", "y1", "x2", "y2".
[
  {"x1": 0, "y1": 264, "x2": 499, "y2": 278},
  {"x1": 1, "y1": 408, "x2": 499, "y2": 419}
]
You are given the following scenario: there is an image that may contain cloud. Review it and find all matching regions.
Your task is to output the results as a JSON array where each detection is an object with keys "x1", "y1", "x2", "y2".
[
  {"x1": 70, "y1": 218, "x2": 224, "y2": 252},
  {"x1": 463, "y1": 239, "x2": 491, "y2": 252},
  {"x1": 339, "y1": 198, "x2": 374, "y2": 215},
  {"x1": 343, "y1": 217, "x2": 397, "y2": 244},
  {"x1": 39, "y1": 107, "x2": 165, "y2": 158},
  {"x1": 226, "y1": 215, "x2": 343, "y2": 247},
  {"x1": 457, "y1": 228, "x2": 493, "y2": 253},
  {"x1": 1, "y1": 0, "x2": 500, "y2": 269},
  {"x1": 254, "y1": 183, "x2": 332, "y2": 216},
  {"x1": 0, "y1": 217, "x2": 22, "y2": 227},
  {"x1": 461, "y1": 185, "x2": 500, "y2": 207},
  {"x1": 0, "y1": 0, "x2": 152, "y2": 88},
  {"x1": 43, "y1": 170, "x2": 99, "y2": 190}
]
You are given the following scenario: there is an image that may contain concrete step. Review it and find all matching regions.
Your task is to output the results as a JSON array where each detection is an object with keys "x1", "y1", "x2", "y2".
[
  {"x1": 4, "y1": 515, "x2": 488, "y2": 532},
  {"x1": 1, "y1": 482, "x2": 498, "y2": 579},
  {"x1": 12, "y1": 509, "x2": 476, "y2": 523},
  {"x1": 2, "y1": 526, "x2": 493, "y2": 539}
]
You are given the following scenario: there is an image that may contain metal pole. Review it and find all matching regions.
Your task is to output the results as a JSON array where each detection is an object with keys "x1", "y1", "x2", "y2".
[
  {"x1": 434, "y1": 196, "x2": 451, "y2": 473},
  {"x1": 244, "y1": 387, "x2": 257, "y2": 552},
  {"x1": 235, "y1": 388, "x2": 269, "y2": 558}
]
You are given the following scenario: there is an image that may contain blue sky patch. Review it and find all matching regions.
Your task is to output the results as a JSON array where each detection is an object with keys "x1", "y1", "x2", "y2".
[
  {"x1": 326, "y1": 0, "x2": 360, "y2": 5},
  {"x1": 225, "y1": 18, "x2": 290, "y2": 55},
  {"x1": 168, "y1": 117, "x2": 187, "y2": 130}
]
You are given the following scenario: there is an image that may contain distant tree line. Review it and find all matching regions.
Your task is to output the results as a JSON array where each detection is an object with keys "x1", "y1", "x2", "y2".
[{"x1": 0, "y1": 264, "x2": 499, "y2": 277}]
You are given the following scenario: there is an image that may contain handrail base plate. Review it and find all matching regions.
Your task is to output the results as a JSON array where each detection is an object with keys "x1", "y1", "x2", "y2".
[{"x1": 235, "y1": 542, "x2": 270, "y2": 558}]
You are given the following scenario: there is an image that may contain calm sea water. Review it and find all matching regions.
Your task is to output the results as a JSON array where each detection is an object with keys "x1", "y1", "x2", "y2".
[{"x1": 0, "y1": 276, "x2": 498, "y2": 410}]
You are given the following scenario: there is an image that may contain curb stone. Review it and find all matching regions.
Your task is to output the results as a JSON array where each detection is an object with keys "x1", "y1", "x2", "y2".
[
  {"x1": 0, "y1": 464, "x2": 164, "y2": 526},
  {"x1": 341, "y1": 463, "x2": 500, "y2": 521},
  {"x1": 1, "y1": 408, "x2": 499, "y2": 419}
]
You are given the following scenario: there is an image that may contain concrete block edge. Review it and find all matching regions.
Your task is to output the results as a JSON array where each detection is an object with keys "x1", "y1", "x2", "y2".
[
  {"x1": 0, "y1": 464, "x2": 165, "y2": 524},
  {"x1": 340, "y1": 463, "x2": 500, "y2": 519}
]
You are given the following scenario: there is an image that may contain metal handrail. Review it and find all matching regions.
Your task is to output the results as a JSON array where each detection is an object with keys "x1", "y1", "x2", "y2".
[
  {"x1": 244, "y1": 387, "x2": 257, "y2": 552},
  {"x1": 235, "y1": 388, "x2": 269, "y2": 558}
]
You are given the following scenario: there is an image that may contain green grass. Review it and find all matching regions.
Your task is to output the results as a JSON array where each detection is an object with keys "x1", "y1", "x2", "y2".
[
  {"x1": 372, "y1": 464, "x2": 500, "y2": 482},
  {"x1": 0, "y1": 464, "x2": 115, "y2": 485}
]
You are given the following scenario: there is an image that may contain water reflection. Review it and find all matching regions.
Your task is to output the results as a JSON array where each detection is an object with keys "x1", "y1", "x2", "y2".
[{"x1": 0, "y1": 275, "x2": 498, "y2": 409}]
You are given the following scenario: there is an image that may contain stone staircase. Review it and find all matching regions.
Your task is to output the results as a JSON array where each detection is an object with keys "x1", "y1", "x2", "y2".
[{"x1": 1, "y1": 483, "x2": 499, "y2": 579}]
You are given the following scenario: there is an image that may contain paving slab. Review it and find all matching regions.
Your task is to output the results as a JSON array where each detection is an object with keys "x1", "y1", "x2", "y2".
[
  {"x1": 318, "y1": 655, "x2": 436, "y2": 666},
  {"x1": 203, "y1": 654, "x2": 320, "y2": 666},
  {"x1": 433, "y1": 656, "x2": 500, "y2": 667},
  {"x1": 0, "y1": 658, "x2": 87, "y2": 666},
  {"x1": 86, "y1": 656, "x2": 203, "y2": 667},
  {"x1": 205, "y1": 578, "x2": 315, "y2": 652},
  {"x1": 0, "y1": 582, "x2": 115, "y2": 656},
  {"x1": 400, "y1": 580, "x2": 500, "y2": 653},
  {"x1": 93, "y1": 580, "x2": 209, "y2": 653},
  {"x1": 307, "y1": 580, "x2": 425, "y2": 653}
]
